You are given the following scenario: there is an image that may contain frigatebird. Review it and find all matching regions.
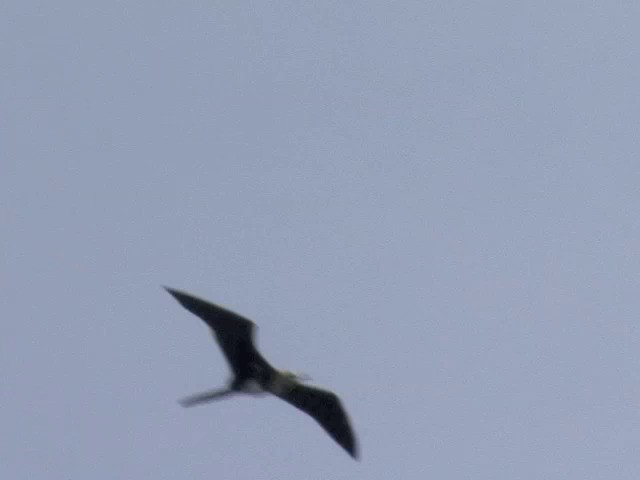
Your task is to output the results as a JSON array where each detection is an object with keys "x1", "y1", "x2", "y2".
[{"x1": 164, "y1": 287, "x2": 358, "y2": 459}]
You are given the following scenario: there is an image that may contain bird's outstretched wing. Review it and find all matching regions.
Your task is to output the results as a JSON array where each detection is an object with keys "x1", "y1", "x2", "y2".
[
  {"x1": 276, "y1": 383, "x2": 358, "y2": 459},
  {"x1": 164, "y1": 287, "x2": 260, "y2": 376}
]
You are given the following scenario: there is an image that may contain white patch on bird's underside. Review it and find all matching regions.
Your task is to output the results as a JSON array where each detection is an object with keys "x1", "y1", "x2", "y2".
[{"x1": 240, "y1": 379, "x2": 266, "y2": 395}]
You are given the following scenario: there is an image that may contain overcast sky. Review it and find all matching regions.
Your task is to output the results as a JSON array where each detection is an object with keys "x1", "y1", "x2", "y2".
[{"x1": 3, "y1": 1, "x2": 640, "y2": 479}]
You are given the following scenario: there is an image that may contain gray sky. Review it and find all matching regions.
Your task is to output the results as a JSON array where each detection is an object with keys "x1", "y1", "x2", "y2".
[{"x1": 3, "y1": 1, "x2": 640, "y2": 478}]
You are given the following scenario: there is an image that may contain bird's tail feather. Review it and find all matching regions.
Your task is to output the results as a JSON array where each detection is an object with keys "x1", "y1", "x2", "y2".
[{"x1": 179, "y1": 387, "x2": 235, "y2": 407}]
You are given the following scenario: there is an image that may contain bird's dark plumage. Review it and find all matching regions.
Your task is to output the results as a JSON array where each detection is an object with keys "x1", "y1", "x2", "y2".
[
  {"x1": 275, "y1": 383, "x2": 358, "y2": 458},
  {"x1": 164, "y1": 287, "x2": 273, "y2": 382},
  {"x1": 164, "y1": 287, "x2": 359, "y2": 459}
]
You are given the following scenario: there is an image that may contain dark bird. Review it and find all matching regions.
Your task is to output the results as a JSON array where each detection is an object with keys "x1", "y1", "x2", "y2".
[{"x1": 164, "y1": 287, "x2": 359, "y2": 459}]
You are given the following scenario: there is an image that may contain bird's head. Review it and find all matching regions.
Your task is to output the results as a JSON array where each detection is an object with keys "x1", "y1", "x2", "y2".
[{"x1": 281, "y1": 370, "x2": 312, "y2": 383}]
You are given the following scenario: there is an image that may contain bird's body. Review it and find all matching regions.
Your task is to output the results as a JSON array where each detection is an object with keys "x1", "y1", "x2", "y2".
[{"x1": 164, "y1": 287, "x2": 359, "y2": 459}]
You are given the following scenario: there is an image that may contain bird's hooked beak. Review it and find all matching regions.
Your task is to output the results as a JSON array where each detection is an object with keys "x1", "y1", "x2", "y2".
[{"x1": 282, "y1": 371, "x2": 312, "y2": 383}]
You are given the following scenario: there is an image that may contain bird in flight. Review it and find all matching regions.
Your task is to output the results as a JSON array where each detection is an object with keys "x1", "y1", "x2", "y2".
[{"x1": 164, "y1": 287, "x2": 359, "y2": 459}]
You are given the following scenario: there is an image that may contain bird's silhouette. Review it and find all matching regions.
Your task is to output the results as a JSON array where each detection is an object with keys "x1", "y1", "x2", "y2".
[{"x1": 164, "y1": 287, "x2": 358, "y2": 459}]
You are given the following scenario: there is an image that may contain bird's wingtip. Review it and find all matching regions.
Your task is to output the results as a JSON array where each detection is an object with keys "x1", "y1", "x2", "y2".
[
  {"x1": 345, "y1": 440, "x2": 359, "y2": 460},
  {"x1": 163, "y1": 286, "x2": 180, "y2": 296},
  {"x1": 163, "y1": 286, "x2": 190, "y2": 305}
]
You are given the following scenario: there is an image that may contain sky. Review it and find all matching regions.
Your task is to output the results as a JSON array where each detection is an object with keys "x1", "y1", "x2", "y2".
[{"x1": 3, "y1": 1, "x2": 640, "y2": 478}]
